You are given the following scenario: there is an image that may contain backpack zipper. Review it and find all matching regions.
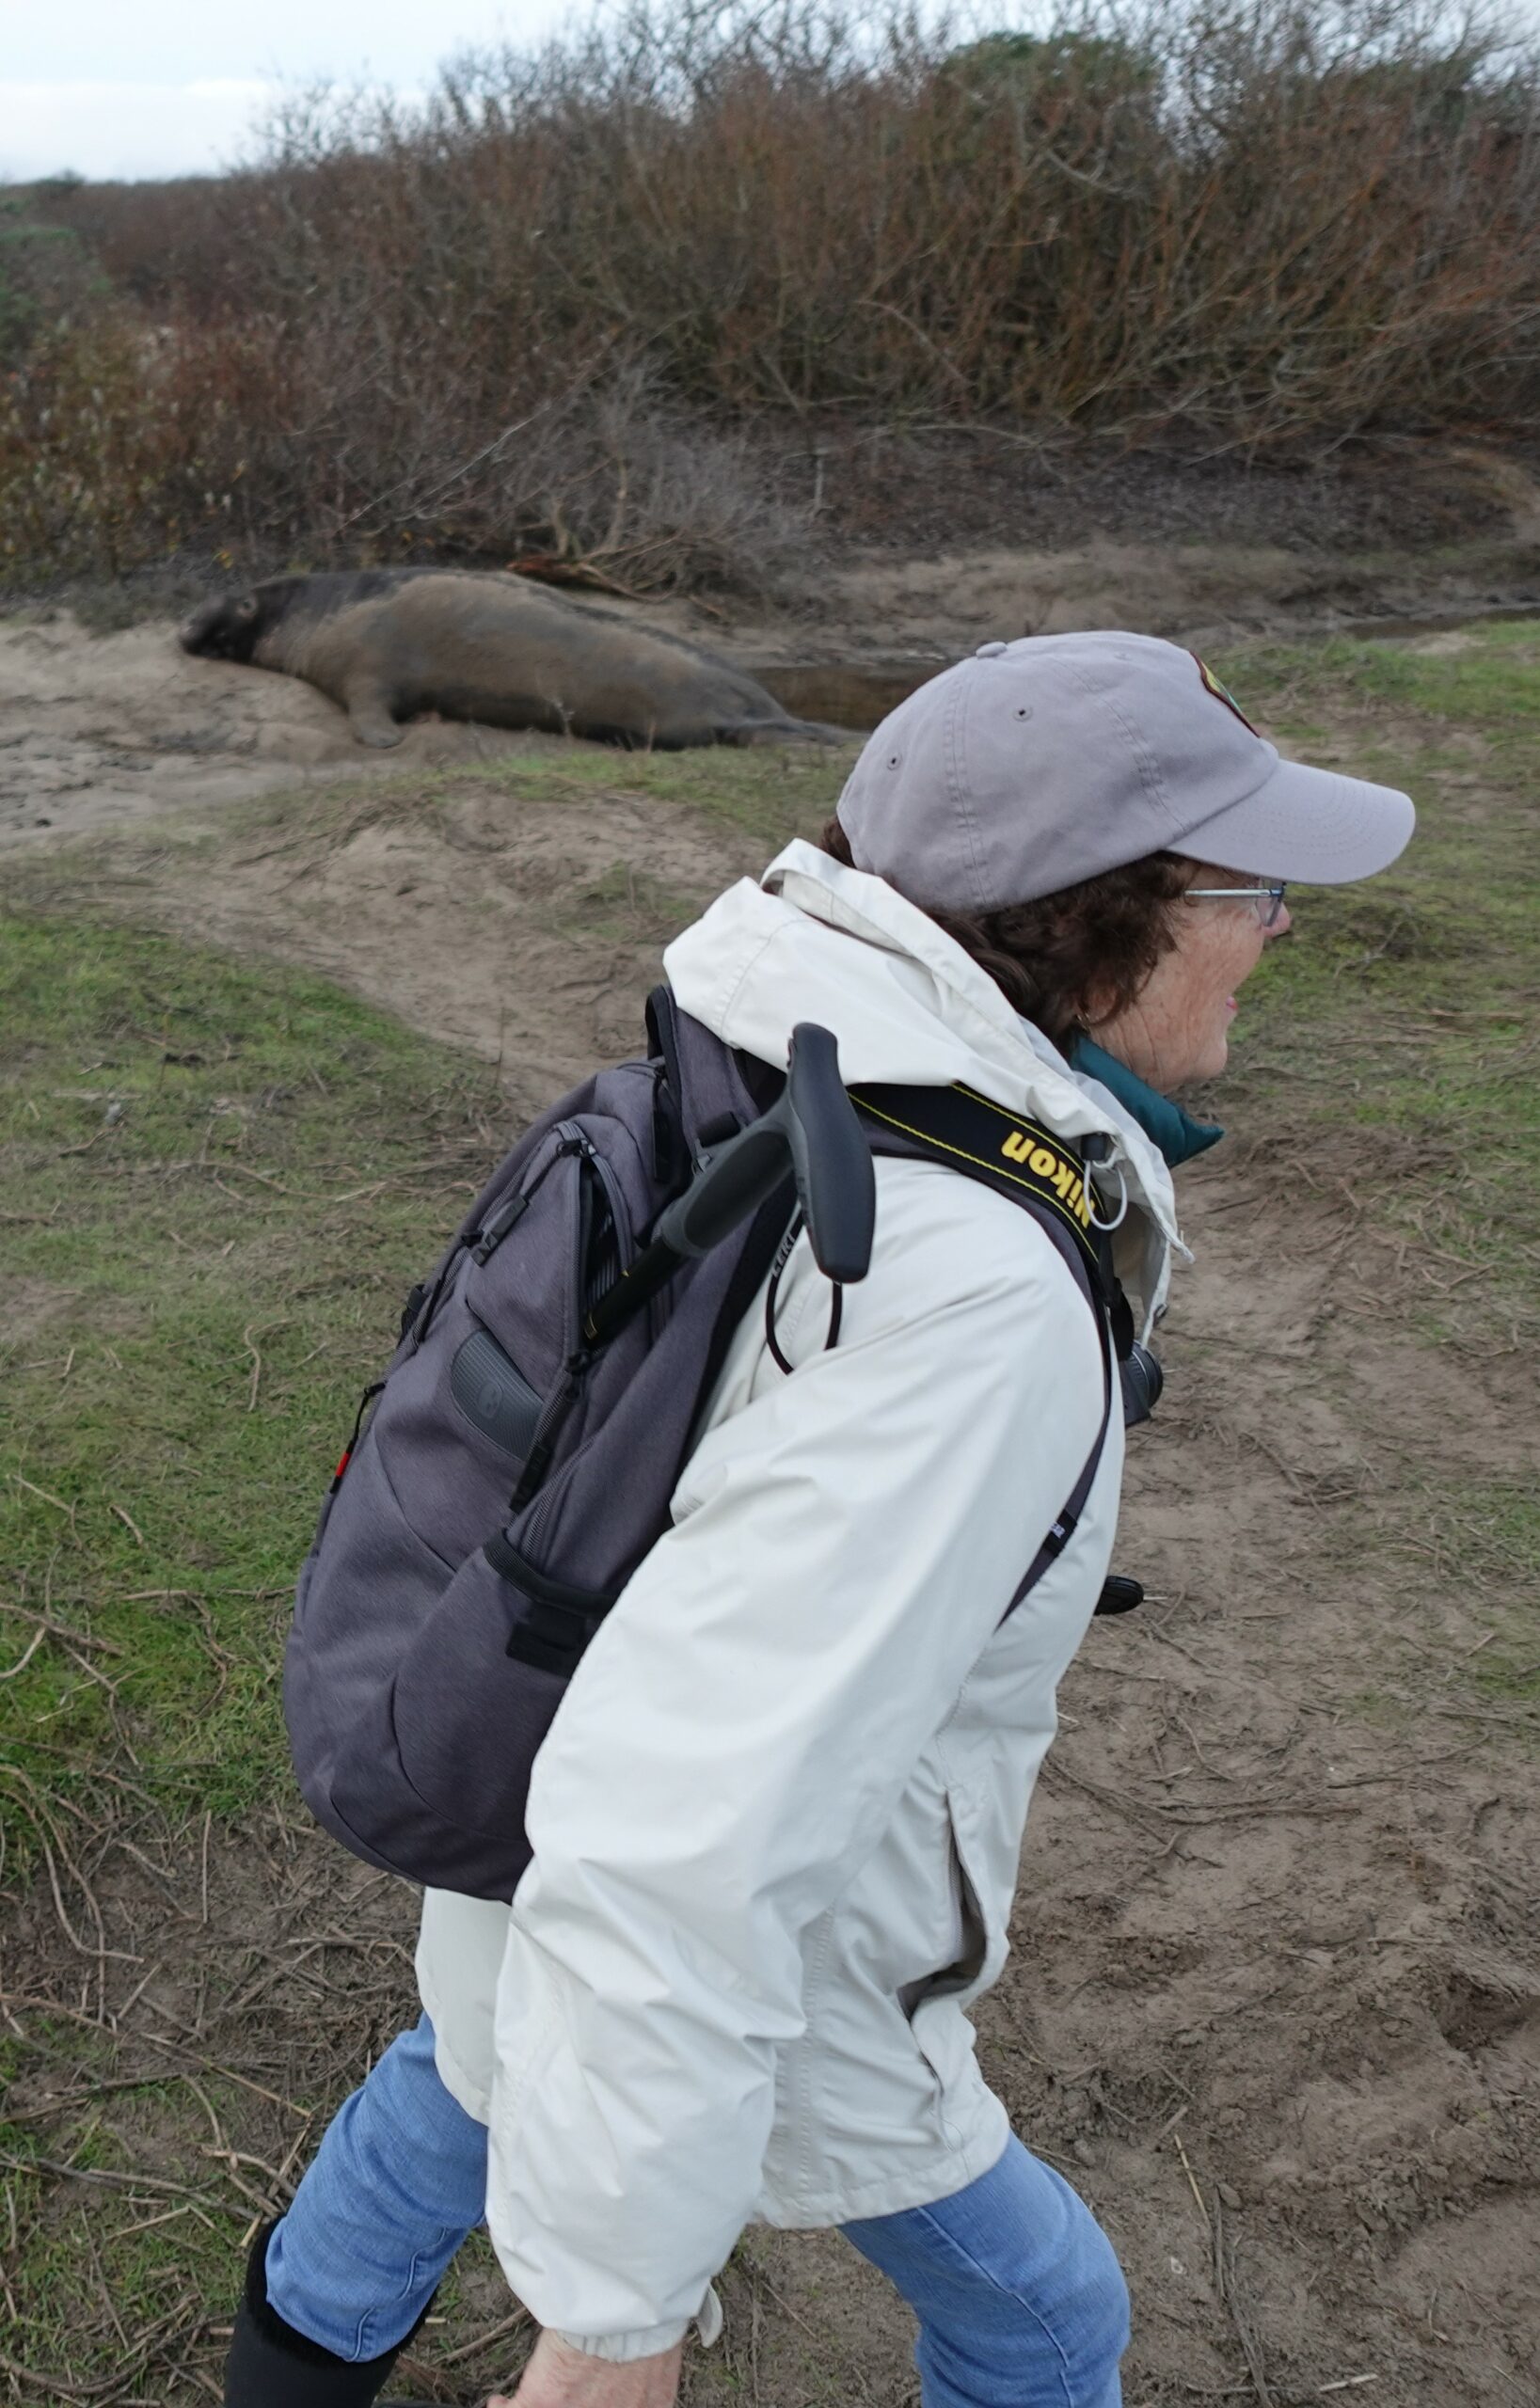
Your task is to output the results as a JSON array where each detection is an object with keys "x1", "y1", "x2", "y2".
[
  {"x1": 573, "y1": 1129, "x2": 633, "y2": 1301},
  {"x1": 505, "y1": 1126, "x2": 630, "y2": 1513}
]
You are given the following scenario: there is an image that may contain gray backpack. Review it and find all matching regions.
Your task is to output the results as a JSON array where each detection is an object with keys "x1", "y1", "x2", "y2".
[{"x1": 284, "y1": 989, "x2": 1133, "y2": 1903}]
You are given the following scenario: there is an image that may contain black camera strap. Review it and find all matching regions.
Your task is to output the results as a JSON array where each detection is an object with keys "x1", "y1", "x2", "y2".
[{"x1": 850, "y1": 1081, "x2": 1104, "y2": 1294}]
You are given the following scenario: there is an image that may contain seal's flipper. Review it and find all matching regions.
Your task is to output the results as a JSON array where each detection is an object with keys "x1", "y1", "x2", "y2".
[{"x1": 344, "y1": 679, "x2": 404, "y2": 749}]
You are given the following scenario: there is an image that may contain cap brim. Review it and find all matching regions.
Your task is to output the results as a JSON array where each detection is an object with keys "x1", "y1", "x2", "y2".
[{"x1": 1172, "y1": 752, "x2": 1415, "y2": 885}]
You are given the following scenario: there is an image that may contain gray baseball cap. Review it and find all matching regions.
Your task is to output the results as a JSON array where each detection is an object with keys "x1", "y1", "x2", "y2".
[{"x1": 836, "y1": 631, "x2": 1414, "y2": 913}]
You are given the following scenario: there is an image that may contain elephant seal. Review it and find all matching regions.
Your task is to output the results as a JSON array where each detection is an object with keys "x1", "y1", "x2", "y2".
[{"x1": 178, "y1": 569, "x2": 835, "y2": 752}]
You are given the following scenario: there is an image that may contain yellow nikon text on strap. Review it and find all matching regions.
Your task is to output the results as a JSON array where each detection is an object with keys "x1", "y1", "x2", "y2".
[
  {"x1": 849, "y1": 1081, "x2": 1103, "y2": 1281},
  {"x1": 998, "y1": 1129, "x2": 1092, "y2": 1227}
]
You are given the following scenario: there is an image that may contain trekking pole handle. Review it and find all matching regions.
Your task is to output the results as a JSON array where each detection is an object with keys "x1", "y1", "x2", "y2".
[
  {"x1": 656, "y1": 1024, "x2": 874, "y2": 1280},
  {"x1": 656, "y1": 1116, "x2": 793, "y2": 1259},
  {"x1": 783, "y1": 1023, "x2": 876, "y2": 1283}
]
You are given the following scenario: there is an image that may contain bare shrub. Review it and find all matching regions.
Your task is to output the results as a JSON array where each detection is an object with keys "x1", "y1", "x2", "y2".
[
  {"x1": 500, "y1": 368, "x2": 815, "y2": 594},
  {"x1": 223, "y1": 0, "x2": 1536, "y2": 437},
  {"x1": 5, "y1": 0, "x2": 1540, "y2": 587}
]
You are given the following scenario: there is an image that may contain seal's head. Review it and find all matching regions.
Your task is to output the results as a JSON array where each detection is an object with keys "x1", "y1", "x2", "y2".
[
  {"x1": 178, "y1": 590, "x2": 263, "y2": 661},
  {"x1": 179, "y1": 578, "x2": 317, "y2": 661}
]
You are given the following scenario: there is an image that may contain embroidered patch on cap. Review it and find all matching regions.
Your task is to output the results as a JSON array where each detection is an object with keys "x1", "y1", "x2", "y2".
[{"x1": 1193, "y1": 656, "x2": 1260, "y2": 736}]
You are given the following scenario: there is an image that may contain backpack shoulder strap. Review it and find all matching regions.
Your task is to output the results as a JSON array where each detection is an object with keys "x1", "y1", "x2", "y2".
[
  {"x1": 643, "y1": 989, "x2": 800, "y2": 1462},
  {"x1": 647, "y1": 983, "x2": 766, "y2": 1154}
]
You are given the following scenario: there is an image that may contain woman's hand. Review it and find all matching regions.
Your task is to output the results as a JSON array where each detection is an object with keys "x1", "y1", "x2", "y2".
[{"x1": 490, "y1": 2329, "x2": 684, "y2": 2408}]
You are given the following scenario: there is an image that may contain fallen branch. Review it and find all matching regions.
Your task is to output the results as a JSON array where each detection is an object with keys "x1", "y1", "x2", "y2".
[
  {"x1": 0, "y1": 2150, "x2": 235, "y2": 2214},
  {"x1": 0, "y1": 1598, "x2": 125, "y2": 1656}
]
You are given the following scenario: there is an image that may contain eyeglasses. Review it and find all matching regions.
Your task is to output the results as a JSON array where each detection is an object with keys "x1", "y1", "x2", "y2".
[{"x1": 1183, "y1": 881, "x2": 1289, "y2": 928}]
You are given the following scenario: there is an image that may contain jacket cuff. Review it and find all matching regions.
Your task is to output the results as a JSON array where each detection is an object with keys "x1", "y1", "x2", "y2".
[{"x1": 553, "y1": 2284, "x2": 722, "y2": 2361}]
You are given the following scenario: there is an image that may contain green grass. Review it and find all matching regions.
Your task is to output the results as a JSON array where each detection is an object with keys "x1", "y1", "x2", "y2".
[
  {"x1": 1200, "y1": 625, "x2": 1540, "y2": 1345},
  {"x1": 1409, "y1": 1478, "x2": 1540, "y2": 1708},
  {"x1": 530, "y1": 737, "x2": 850, "y2": 853},
  {"x1": 230, "y1": 729, "x2": 853, "y2": 863},
  {"x1": 1342, "y1": 1475, "x2": 1540, "y2": 1739},
  {"x1": 0, "y1": 915, "x2": 522, "y2": 2391},
  {"x1": 1286, "y1": 617, "x2": 1540, "y2": 742},
  {"x1": 0, "y1": 912, "x2": 505, "y2": 1846}
]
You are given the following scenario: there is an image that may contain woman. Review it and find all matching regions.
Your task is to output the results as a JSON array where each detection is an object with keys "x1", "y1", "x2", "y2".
[{"x1": 225, "y1": 633, "x2": 1413, "y2": 2408}]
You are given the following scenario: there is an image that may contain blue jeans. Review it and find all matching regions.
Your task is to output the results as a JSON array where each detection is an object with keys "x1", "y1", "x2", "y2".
[{"x1": 266, "y1": 2014, "x2": 1128, "y2": 2406}]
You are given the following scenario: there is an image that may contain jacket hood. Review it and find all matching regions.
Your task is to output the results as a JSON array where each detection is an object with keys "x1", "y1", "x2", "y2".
[{"x1": 664, "y1": 840, "x2": 1184, "y2": 1259}]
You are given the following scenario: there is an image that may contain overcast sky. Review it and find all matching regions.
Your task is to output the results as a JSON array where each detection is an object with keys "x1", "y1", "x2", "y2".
[
  {"x1": 7, "y1": 0, "x2": 1540, "y2": 183},
  {"x1": 1, "y1": 2, "x2": 575, "y2": 182}
]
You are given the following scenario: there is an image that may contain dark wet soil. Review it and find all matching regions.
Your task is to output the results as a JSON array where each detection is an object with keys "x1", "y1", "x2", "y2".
[
  {"x1": 792, "y1": 424, "x2": 1532, "y2": 559},
  {"x1": 759, "y1": 658, "x2": 944, "y2": 727}
]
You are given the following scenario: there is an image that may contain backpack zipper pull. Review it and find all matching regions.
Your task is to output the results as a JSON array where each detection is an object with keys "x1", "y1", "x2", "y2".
[
  {"x1": 471, "y1": 1190, "x2": 531, "y2": 1265},
  {"x1": 508, "y1": 1350, "x2": 592, "y2": 1511}
]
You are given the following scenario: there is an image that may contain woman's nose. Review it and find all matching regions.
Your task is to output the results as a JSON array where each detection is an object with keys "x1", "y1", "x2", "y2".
[{"x1": 1265, "y1": 901, "x2": 1293, "y2": 939}]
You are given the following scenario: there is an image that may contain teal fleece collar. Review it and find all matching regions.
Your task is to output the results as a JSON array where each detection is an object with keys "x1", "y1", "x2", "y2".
[{"x1": 1070, "y1": 1037, "x2": 1224, "y2": 1169}]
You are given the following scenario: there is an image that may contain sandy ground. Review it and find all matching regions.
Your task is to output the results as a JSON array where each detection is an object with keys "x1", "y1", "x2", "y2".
[
  {"x1": 3, "y1": 551, "x2": 1537, "y2": 2406},
  {"x1": 0, "y1": 609, "x2": 573, "y2": 852}
]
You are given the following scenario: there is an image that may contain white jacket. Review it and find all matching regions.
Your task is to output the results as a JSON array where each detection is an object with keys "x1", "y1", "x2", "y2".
[{"x1": 416, "y1": 841, "x2": 1182, "y2": 2358}]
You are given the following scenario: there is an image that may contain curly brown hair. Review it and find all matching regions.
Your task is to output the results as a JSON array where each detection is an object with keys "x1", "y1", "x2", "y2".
[{"x1": 817, "y1": 816, "x2": 1191, "y2": 1050}]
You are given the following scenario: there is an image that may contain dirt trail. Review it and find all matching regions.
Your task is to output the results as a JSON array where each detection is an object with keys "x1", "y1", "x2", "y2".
[
  {"x1": 3, "y1": 562, "x2": 1536, "y2": 2406},
  {"x1": 1024, "y1": 1162, "x2": 1538, "y2": 2406}
]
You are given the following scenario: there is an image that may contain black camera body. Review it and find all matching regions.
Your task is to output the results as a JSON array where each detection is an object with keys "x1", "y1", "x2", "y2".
[{"x1": 1119, "y1": 1339, "x2": 1164, "y2": 1429}]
